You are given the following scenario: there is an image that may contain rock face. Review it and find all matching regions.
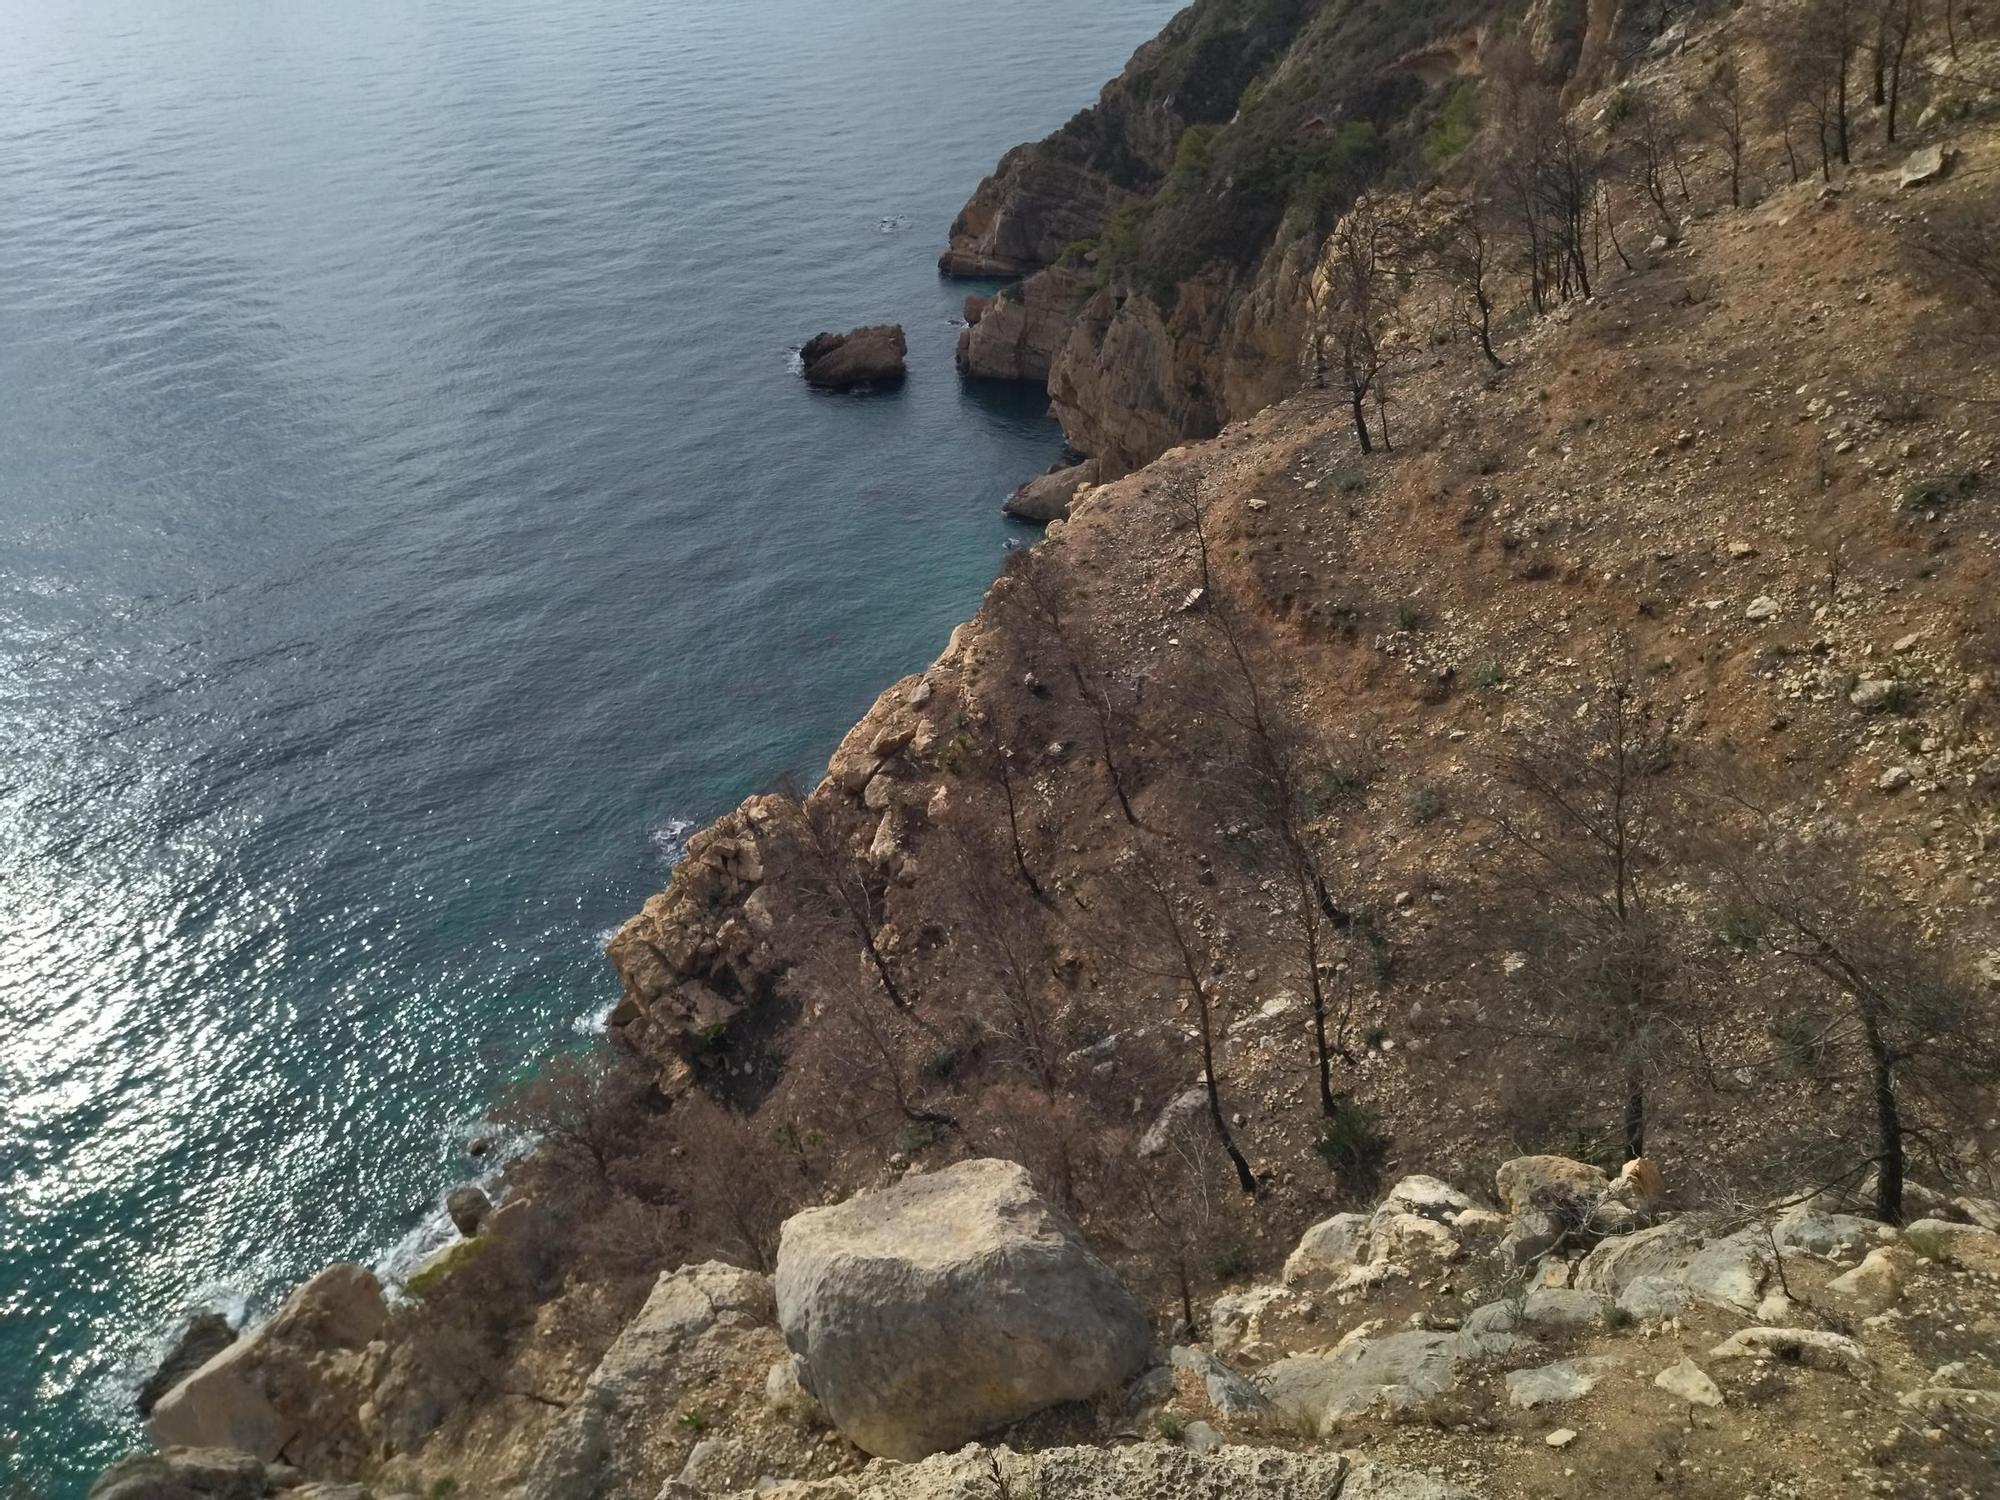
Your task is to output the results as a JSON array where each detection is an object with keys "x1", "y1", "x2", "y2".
[
  {"x1": 938, "y1": 151, "x2": 1130, "y2": 279},
  {"x1": 88, "y1": 1448, "x2": 267, "y2": 1500},
  {"x1": 956, "y1": 267, "x2": 1081, "y2": 383},
  {"x1": 606, "y1": 796, "x2": 788, "y2": 1069},
  {"x1": 445, "y1": 1184, "x2": 491, "y2": 1238},
  {"x1": 674, "y1": 1444, "x2": 1478, "y2": 1500},
  {"x1": 801, "y1": 326, "x2": 907, "y2": 390},
  {"x1": 517, "y1": 1261, "x2": 783, "y2": 1500},
  {"x1": 773, "y1": 1158, "x2": 1152, "y2": 1459},
  {"x1": 137, "y1": 1313, "x2": 237, "y2": 1416},
  {"x1": 1003, "y1": 462, "x2": 1095, "y2": 524},
  {"x1": 150, "y1": 1264, "x2": 386, "y2": 1471}
]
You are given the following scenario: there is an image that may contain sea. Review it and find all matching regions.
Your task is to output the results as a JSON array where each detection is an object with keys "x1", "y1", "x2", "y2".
[{"x1": 0, "y1": 1, "x2": 1179, "y2": 1489}]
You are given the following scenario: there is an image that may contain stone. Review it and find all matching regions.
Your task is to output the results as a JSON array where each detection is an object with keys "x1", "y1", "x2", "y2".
[
  {"x1": 1520, "y1": 1288, "x2": 1614, "y2": 1330},
  {"x1": 1137, "y1": 1087, "x2": 1208, "y2": 1157},
  {"x1": 1680, "y1": 1229, "x2": 1773, "y2": 1314},
  {"x1": 1574, "y1": 1219, "x2": 1704, "y2": 1296},
  {"x1": 1494, "y1": 1155, "x2": 1610, "y2": 1217},
  {"x1": 774, "y1": 1159, "x2": 1151, "y2": 1459},
  {"x1": 1378, "y1": 1175, "x2": 1477, "y2": 1224},
  {"x1": 1209, "y1": 1283, "x2": 1305, "y2": 1358},
  {"x1": 1827, "y1": 1248, "x2": 1904, "y2": 1312},
  {"x1": 1898, "y1": 144, "x2": 1954, "y2": 189},
  {"x1": 1617, "y1": 1275, "x2": 1693, "y2": 1323},
  {"x1": 1169, "y1": 1346, "x2": 1276, "y2": 1421},
  {"x1": 1497, "y1": 1209, "x2": 1564, "y2": 1269},
  {"x1": 766, "y1": 1356, "x2": 822, "y2": 1425},
  {"x1": 1878, "y1": 765, "x2": 1913, "y2": 793},
  {"x1": 1905, "y1": 1218, "x2": 2000, "y2": 1274},
  {"x1": 88, "y1": 1450, "x2": 266, "y2": 1500},
  {"x1": 1283, "y1": 1213, "x2": 1371, "y2": 1284},
  {"x1": 151, "y1": 1263, "x2": 386, "y2": 1464},
  {"x1": 683, "y1": 1443, "x2": 1477, "y2": 1500},
  {"x1": 1506, "y1": 1355, "x2": 1620, "y2": 1409},
  {"x1": 1259, "y1": 1328, "x2": 1522, "y2": 1435},
  {"x1": 445, "y1": 1185, "x2": 492, "y2": 1238},
  {"x1": 515, "y1": 1261, "x2": 779, "y2": 1500},
  {"x1": 1545, "y1": 1428, "x2": 1577, "y2": 1449},
  {"x1": 1654, "y1": 1359, "x2": 1724, "y2": 1408},
  {"x1": 137, "y1": 1313, "x2": 236, "y2": 1416},
  {"x1": 1368, "y1": 1213, "x2": 1461, "y2": 1266},
  {"x1": 1850, "y1": 677, "x2": 1900, "y2": 711},
  {"x1": 1709, "y1": 1327, "x2": 1872, "y2": 1377},
  {"x1": 1745, "y1": 595, "x2": 1780, "y2": 621},
  {"x1": 1774, "y1": 1208, "x2": 1877, "y2": 1258},
  {"x1": 1003, "y1": 462, "x2": 1093, "y2": 524},
  {"x1": 1180, "y1": 1419, "x2": 1223, "y2": 1454},
  {"x1": 801, "y1": 326, "x2": 908, "y2": 390}
]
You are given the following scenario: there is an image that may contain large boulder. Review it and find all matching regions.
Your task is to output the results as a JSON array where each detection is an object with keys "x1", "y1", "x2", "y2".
[
  {"x1": 1258, "y1": 1327, "x2": 1525, "y2": 1435},
  {"x1": 445, "y1": 1185, "x2": 492, "y2": 1238},
  {"x1": 773, "y1": 1158, "x2": 1151, "y2": 1459},
  {"x1": 137, "y1": 1313, "x2": 237, "y2": 1416},
  {"x1": 801, "y1": 326, "x2": 908, "y2": 390},
  {"x1": 150, "y1": 1264, "x2": 385, "y2": 1468},
  {"x1": 514, "y1": 1261, "x2": 783, "y2": 1500},
  {"x1": 1494, "y1": 1155, "x2": 1610, "y2": 1219},
  {"x1": 669, "y1": 1443, "x2": 1478, "y2": 1500},
  {"x1": 1002, "y1": 462, "x2": 1094, "y2": 524},
  {"x1": 88, "y1": 1449, "x2": 266, "y2": 1500}
]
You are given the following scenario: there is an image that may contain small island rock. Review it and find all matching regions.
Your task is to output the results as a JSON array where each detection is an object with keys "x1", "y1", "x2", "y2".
[{"x1": 800, "y1": 325, "x2": 907, "y2": 390}]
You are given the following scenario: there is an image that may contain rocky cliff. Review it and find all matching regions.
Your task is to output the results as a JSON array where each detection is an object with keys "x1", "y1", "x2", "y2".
[
  {"x1": 941, "y1": 0, "x2": 1696, "y2": 478},
  {"x1": 94, "y1": 4, "x2": 2000, "y2": 1499}
]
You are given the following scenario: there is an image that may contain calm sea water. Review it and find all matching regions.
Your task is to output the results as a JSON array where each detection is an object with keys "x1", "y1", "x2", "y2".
[{"x1": 0, "y1": 0, "x2": 1176, "y2": 1488}]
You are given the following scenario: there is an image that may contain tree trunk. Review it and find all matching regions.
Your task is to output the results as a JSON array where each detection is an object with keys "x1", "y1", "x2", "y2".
[
  {"x1": 1860, "y1": 1005, "x2": 1905, "y2": 1223},
  {"x1": 1471, "y1": 282, "x2": 1504, "y2": 368},
  {"x1": 1349, "y1": 389, "x2": 1373, "y2": 454},
  {"x1": 1622, "y1": 1064, "x2": 1646, "y2": 1161},
  {"x1": 1193, "y1": 978, "x2": 1257, "y2": 1195},
  {"x1": 1836, "y1": 70, "x2": 1851, "y2": 166},
  {"x1": 1308, "y1": 971, "x2": 1338, "y2": 1118}
]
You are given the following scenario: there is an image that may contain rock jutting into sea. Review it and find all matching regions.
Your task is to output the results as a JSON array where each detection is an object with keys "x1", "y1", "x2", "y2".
[{"x1": 800, "y1": 325, "x2": 908, "y2": 390}]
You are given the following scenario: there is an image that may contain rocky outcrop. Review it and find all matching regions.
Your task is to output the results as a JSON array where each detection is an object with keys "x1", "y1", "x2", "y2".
[
  {"x1": 88, "y1": 1449, "x2": 268, "y2": 1500},
  {"x1": 606, "y1": 798, "x2": 787, "y2": 1072},
  {"x1": 939, "y1": 151, "x2": 1132, "y2": 279},
  {"x1": 956, "y1": 267, "x2": 1082, "y2": 383},
  {"x1": 773, "y1": 1159, "x2": 1152, "y2": 1459},
  {"x1": 1002, "y1": 461, "x2": 1095, "y2": 524},
  {"x1": 138, "y1": 1315, "x2": 237, "y2": 1417},
  {"x1": 685, "y1": 1445, "x2": 1479, "y2": 1500},
  {"x1": 515, "y1": 1262, "x2": 784, "y2": 1500},
  {"x1": 444, "y1": 1186, "x2": 490, "y2": 1238},
  {"x1": 801, "y1": 326, "x2": 907, "y2": 390},
  {"x1": 149, "y1": 1265, "x2": 386, "y2": 1473}
]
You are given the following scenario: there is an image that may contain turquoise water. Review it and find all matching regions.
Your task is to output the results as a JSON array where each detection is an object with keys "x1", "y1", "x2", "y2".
[{"x1": 0, "y1": 1, "x2": 1176, "y2": 1488}]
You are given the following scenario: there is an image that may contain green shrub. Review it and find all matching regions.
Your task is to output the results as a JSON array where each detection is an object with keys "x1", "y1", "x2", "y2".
[
  {"x1": 1770, "y1": 1009, "x2": 1830, "y2": 1071},
  {"x1": 1422, "y1": 81, "x2": 1479, "y2": 171},
  {"x1": 1313, "y1": 1098, "x2": 1389, "y2": 1194},
  {"x1": 1408, "y1": 782, "x2": 1446, "y2": 824},
  {"x1": 1901, "y1": 473, "x2": 1979, "y2": 512}
]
